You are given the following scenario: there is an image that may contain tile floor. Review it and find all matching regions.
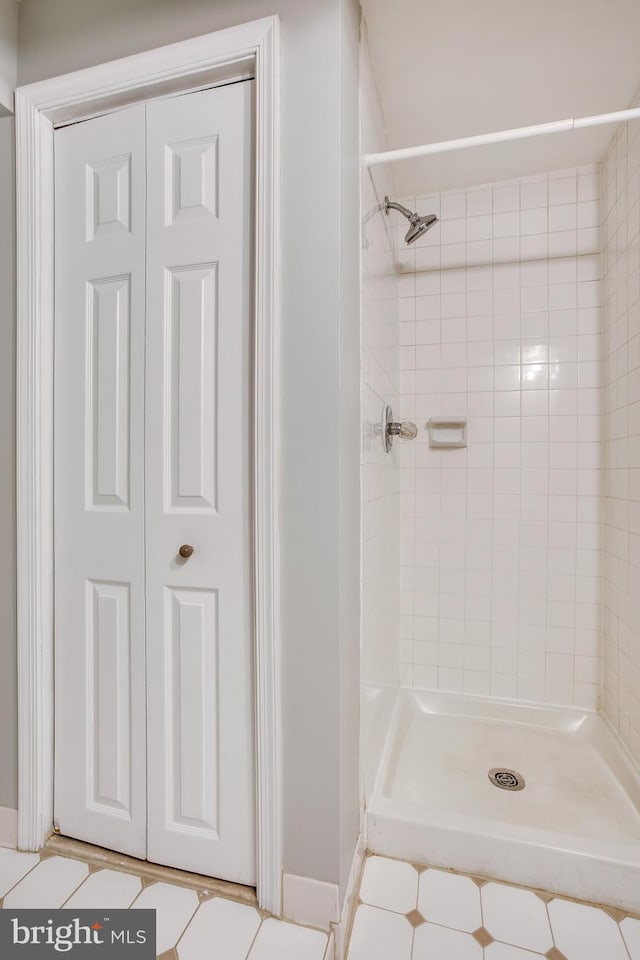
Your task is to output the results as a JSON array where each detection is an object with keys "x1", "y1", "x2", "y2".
[
  {"x1": 347, "y1": 855, "x2": 640, "y2": 960},
  {"x1": 0, "y1": 847, "x2": 330, "y2": 960}
]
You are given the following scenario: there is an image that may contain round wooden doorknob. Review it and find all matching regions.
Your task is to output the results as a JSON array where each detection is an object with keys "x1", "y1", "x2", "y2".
[{"x1": 178, "y1": 544, "x2": 194, "y2": 559}]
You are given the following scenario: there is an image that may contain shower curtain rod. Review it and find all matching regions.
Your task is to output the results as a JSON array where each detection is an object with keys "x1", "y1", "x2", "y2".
[{"x1": 364, "y1": 106, "x2": 640, "y2": 167}]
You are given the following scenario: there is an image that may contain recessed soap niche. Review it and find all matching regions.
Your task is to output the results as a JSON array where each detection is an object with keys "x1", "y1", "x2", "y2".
[{"x1": 427, "y1": 418, "x2": 467, "y2": 449}]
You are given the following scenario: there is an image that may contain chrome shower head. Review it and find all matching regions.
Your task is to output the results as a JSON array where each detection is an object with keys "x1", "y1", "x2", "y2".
[
  {"x1": 404, "y1": 213, "x2": 439, "y2": 244},
  {"x1": 384, "y1": 196, "x2": 439, "y2": 245}
]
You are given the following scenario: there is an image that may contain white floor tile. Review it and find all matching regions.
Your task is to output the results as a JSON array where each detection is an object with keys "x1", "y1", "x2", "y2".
[
  {"x1": 3, "y1": 856, "x2": 88, "y2": 908},
  {"x1": 412, "y1": 921, "x2": 482, "y2": 959},
  {"x1": 485, "y1": 943, "x2": 545, "y2": 959},
  {"x1": 248, "y1": 917, "x2": 327, "y2": 960},
  {"x1": 481, "y1": 883, "x2": 553, "y2": 953},
  {"x1": 63, "y1": 868, "x2": 142, "y2": 908},
  {"x1": 417, "y1": 869, "x2": 482, "y2": 933},
  {"x1": 548, "y1": 898, "x2": 629, "y2": 960},
  {"x1": 130, "y1": 881, "x2": 198, "y2": 955},
  {"x1": 347, "y1": 905, "x2": 413, "y2": 960},
  {"x1": 359, "y1": 857, "x2": 419, "y2": 914},
  {"x1": 0, "y1": 848, "x2": 40, "y2": 897},
  {"x1": 621, "y1": 917, "x2": 640, "y2": 960},
  {"x1": 178, "y1": 897, "x2": 261, "y2": 960}
]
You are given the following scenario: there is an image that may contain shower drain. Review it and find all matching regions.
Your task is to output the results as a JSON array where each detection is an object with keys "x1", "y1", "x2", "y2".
[{"x1": 488, "y1": 768, "x2": 525, "y2": 791}]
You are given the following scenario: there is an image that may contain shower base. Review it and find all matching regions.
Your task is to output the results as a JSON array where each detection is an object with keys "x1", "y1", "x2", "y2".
[{"x1": 367, "y1": 689, "x2": 640, "y2": 912}]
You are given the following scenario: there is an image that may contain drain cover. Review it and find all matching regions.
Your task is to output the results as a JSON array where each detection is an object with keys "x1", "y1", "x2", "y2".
[{"x1": 488, "y1": 768, "x2": 525, "y2": 791}]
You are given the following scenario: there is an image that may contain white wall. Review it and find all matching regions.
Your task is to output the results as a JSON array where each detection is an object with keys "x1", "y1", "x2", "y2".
[
  {"x1": 0, "y1": 0, "x2": 17, "y2": 115},
  {"x1": 13, "y1": 0, "x2": 361, "y2": 897},
  {"x1": 0, "y1": 116, "x2": 16, "y2": 807},
  {"x1": 396, "y1": 167, "x2": 603, "y2": 709},
  {"x1": 359, "y1": 26, "x2": 401, "y2": 799},
  {"x1": 602, "y1": 104, "x2": 640, "y2": 764}
]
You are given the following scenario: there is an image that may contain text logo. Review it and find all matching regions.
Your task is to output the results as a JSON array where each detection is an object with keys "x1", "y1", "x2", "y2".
[{"x1": 0, "y1": 910, "x2": 156, "y2": 958}]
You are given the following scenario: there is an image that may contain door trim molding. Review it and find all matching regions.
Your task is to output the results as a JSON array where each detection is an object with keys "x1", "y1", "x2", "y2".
[{"x1": 15, "y1": 16, "x2": 282, "y2": 914}]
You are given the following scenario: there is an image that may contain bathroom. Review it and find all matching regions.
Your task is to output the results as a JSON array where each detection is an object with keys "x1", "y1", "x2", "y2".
[{"x1": 0, "y1": 1, "x2": 640, "y2": 959}]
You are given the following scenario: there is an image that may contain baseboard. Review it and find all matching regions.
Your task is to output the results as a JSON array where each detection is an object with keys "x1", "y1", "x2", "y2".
[
  {"x1": 0, "y1": 807, "x2": 18, "y2": 849},
  {"x1": 332, "y1": 831, "x2": 366, "y2": 960},
  {"x1": 282, "y1": 873, "x2": 340, "y2": 930},
  {"x1": 282, "y1": 827, "x2": 365, "y2": 947}
]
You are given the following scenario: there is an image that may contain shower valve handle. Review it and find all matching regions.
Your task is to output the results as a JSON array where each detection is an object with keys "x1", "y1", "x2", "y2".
[
  {"x1": 388, "y1": 420, "x2": 418, "y2": 440},
  {"x1": 383, "y1": 405, "x2": 418, "y2": 453}
]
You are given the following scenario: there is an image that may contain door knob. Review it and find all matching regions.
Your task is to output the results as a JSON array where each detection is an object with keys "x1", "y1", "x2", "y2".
[{"x1": 178, "y1": 544, "x2": 194, "y2": 559}]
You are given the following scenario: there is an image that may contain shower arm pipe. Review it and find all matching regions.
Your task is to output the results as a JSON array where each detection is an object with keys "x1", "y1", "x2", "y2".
[{"x1": 363, "y1": 106, "x2": 640, "y2": 167}]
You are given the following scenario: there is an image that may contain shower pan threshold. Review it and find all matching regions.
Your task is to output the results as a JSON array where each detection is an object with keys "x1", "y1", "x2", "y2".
[{"x1": 367, "y1": 689, "x2": 640, "y2": 912}]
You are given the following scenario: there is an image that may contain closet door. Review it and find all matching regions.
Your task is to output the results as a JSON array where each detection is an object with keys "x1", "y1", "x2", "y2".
[
  {"x1": 145, "y1": 82, "x2": 256, "y2": 883},
  {"x1": 54, "y1": 104, "x2": 147, "y2": 856}
]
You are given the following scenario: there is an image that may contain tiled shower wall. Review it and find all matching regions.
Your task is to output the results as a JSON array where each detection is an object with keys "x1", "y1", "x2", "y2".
[
  {"x1": 360, "y1": 30, "x2": 400, "y2": 796},
  {"x1": 396, "y1": 167, "x2": 603, "y2": 709},
  {"x1": 602, "y1": 109, "x2": 640, "y2": 765}
]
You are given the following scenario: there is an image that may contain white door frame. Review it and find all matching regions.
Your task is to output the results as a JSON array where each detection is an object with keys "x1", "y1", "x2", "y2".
[{"x1": 15, "y1": 16, "x2": 282, "y2": 914}]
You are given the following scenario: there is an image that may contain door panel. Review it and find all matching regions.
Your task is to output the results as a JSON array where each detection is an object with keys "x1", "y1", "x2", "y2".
[
  {"x1": 166, "y1": 263, "x2": 218, "y2": 510},
  {"x1": 167, "y1": 587, "x2": 219, "y2": 832},
  {"x1": 145, "y1": 82, "x2": 255, "y2": 884},
  {"x1": 54, "y1": 105, "x2": 147, "y2": 856}
]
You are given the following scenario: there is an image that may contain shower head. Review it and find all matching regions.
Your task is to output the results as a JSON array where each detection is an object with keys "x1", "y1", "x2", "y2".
[
  {"x1": 384, "y1": 196, "x2": 439, "y2": 245},
  {"x1": 404, "y1": 213, "x2": 439, "y2": 244}
]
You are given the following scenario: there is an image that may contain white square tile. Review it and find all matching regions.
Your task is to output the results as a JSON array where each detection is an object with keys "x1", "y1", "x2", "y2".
[
  {"x1": 359, "y1": 856, "x2": 419, "y2": 914},
  {"x1": 249, "y1": 917, "x2": 327, "y2": 960},
  {"x1": 412, "y1": 922, "x2": 482, "y2": 959},
  {"x1": 3, "y1": 856, "x2": 89, "y2": 908},
  {"x1": 547, "y1": 898, "x2": 629, "y2": 960},
  {"x1": 347, "y1": 905, "x2": 413, "y2": 960},
  {"x1": 131, "y1": 882, "x2": 199, "y2": 954},
  {"x1": 549, "y1": 176, "x2": 577, "y2": 206},
  {"x1": 493, "y1": 184, "x2": 519, "y2": 213},
  {"x1": 178, "y1": 898, "x2": 262, "y2": 960},
  {"x1": 417, "y1": 869, "x2": 481, "y2": 933},
  {"x1": 521, "y1": 181, "x2": 547, "y2": 210},
  {"x1": 63, "y1": 868, "x2": 142, "y2": 908},
  {"x1": 0, "y1": 848, "x2": 40, "y2": 897},
  {"x1": 481, "y1": 883, "x2": 552, "y2": 953},
  {"x1": 467, "y1": 188, "x2": 492, "y2": 217}
]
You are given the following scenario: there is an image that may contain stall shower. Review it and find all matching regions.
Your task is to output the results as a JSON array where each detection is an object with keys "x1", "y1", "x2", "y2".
[{"x1": 361, "y1": 52, "x2": 640, "y2": 913}]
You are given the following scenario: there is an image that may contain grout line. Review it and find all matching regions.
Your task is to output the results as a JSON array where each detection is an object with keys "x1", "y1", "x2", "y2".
[
  {"x1": 243, "y1": 915, "x2": 264, "y2": 959},
  {"x1": 173, "y1": 899, "x2": 205, "y2": 951},
  {"x1": 0, "y1": 853, "x2": 44, "y2": 901},
  {"x1": 59, "y1": 867, "x2": 95, "y2": 908}
]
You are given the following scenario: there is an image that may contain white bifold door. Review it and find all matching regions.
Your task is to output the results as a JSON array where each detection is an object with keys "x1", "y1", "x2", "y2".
[{"x1": 54, "y1": 81, "x2": 255, "y2": 885}]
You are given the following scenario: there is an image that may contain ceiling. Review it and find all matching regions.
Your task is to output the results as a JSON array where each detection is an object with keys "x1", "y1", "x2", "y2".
[{"x1": 361, "y1": 0, "x2": 640, "y2": 196}]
